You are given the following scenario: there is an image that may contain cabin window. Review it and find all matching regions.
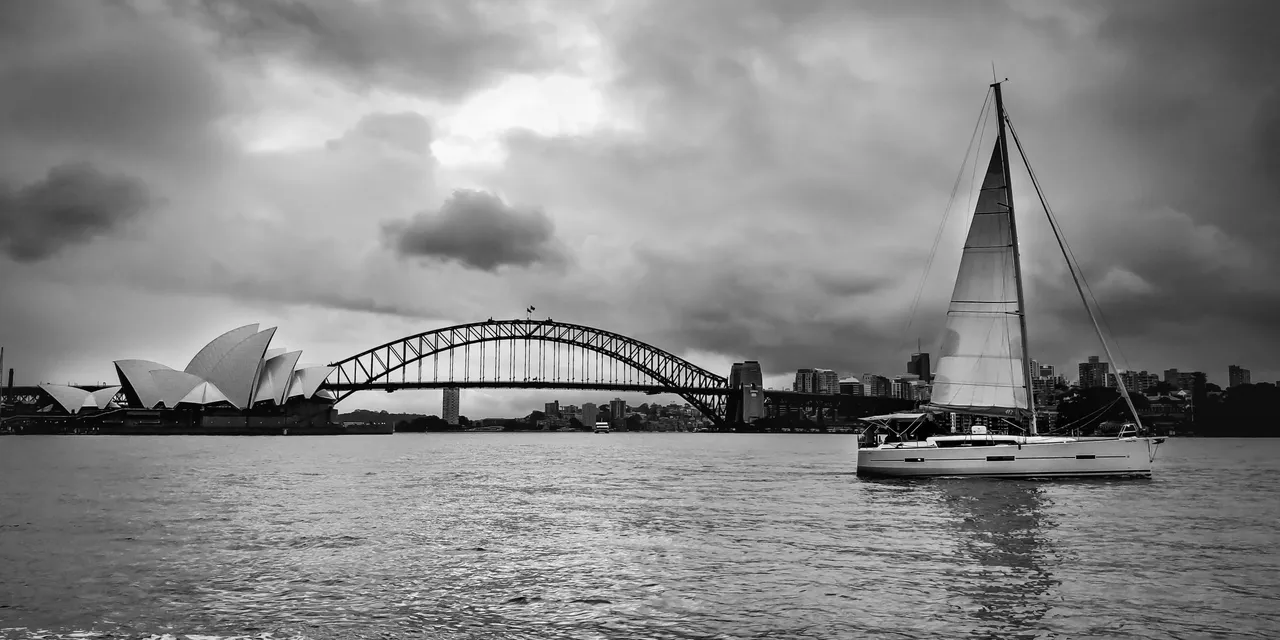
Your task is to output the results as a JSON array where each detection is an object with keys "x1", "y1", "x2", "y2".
[
  {"x1": 933, "y1": 438, "x2": 1013, "y2": 448},
  {"x1": 986, "y1": 455, "x2": 1015, "y2": 462},
  {"x1": 1076, "y1": 454, "x2": 1096, "y2": 460},
  {"x1": 904, "y1": 458, "x2": 925, "y2": 463}
]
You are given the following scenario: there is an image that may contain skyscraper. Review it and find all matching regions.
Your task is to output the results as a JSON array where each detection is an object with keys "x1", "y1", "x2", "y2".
[
  {"x1": 907, "y1": 353, "x2": 932, "y2": 382},
  {"x1": 1228, "y1": 365, "x2": 1251, "y2": 388},
  {"x1": 442, "y1": 387, "x2": 460, "y2": 424},
  {"x1": 581, "y1": 402, "x2": 598, "y2": 426}
]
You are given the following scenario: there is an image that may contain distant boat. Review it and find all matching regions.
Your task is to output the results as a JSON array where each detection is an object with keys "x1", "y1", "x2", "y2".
[
  {"x1": 857, "y1": 81, "x2": 1165, "y2": 479},
  {"x1": 466, "y1": 425, "x2": 504, "y2": 432},
  {"x1": 593, "y1": 421, "x2": 610, "y2": 433}
]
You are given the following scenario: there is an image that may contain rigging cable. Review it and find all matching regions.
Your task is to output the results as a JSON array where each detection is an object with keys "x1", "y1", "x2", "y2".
[
  {"x1": 1004, "y1": 117, "x2": 1145, "y2": 435},
  {"x1": 1004, "y1": 121, "x2": 1135, "y2": 375},
  {"x1": 898, "y1": 88, "x2": 994, "y2": 353}
]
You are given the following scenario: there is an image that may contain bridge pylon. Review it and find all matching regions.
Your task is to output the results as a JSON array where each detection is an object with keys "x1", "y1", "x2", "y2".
[{"x1": 725, "y1": 361, "x2": 765, "y2": 425}]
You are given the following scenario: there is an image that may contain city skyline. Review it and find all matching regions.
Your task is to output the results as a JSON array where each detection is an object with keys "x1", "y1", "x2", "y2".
[{"x1": 2, "y1": 1, "x2": 1279, "y2": 419}]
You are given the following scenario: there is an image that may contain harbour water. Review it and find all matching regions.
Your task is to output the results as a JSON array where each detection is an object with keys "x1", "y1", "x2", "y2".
[{"x1": 1, "y1": 435, "x2": 1277, "y2": 639}]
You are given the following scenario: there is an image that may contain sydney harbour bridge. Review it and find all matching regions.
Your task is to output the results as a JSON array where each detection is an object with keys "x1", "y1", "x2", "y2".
[
  {"x1": 3, "y1": 318, "x2": 911, "y2": 428},
  {"x1": 316, "y1": 318, "x2": 908, "y2": 426}
]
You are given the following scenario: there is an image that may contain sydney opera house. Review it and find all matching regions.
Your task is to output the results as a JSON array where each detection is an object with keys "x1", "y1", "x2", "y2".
[{"x1": 25, "y1": 324, "x2": 369, "y2": 434}]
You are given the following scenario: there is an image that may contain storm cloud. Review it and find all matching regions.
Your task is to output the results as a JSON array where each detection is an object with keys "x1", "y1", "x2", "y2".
[
  {"x1": 383, "y1": 190, "x2": 564, "y2": 272},
  {"x1": 4, "y1": 0, "x2": 1280, "y2": 414},
  {"x1": 0, "y1": 163, "x2": 151, "y2": 262},
  {"x1": 190, "y1": 0, "x2": 564, "y2": 98}
]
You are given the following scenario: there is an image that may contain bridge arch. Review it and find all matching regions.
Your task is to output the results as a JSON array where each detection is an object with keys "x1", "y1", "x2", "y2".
[{"x1": 323, "y1": 319, "x2": 729, "y2": 423}]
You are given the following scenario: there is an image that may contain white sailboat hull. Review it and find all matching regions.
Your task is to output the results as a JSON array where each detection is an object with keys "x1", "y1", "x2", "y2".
[{"x1": 856, "y1": 437, "x2": 1158, "y2": 478}]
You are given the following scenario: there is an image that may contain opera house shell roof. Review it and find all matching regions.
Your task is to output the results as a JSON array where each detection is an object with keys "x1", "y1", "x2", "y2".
[{"x1": 105, "y1": 324, "x2": 335, "y2": 411}]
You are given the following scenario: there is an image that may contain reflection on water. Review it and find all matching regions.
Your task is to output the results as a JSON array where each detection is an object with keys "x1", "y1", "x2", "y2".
[
  {"x1": 1, "y1": 435, "x2": 1278, "y2": 639},
  {"x1": 938, "y1": 480, "x2": 1058, "y2": 637}
]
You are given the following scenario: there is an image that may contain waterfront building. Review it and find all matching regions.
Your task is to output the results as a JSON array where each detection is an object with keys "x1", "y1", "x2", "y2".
[
  {"x1": 1109, "y1": 370, "x2": 1160, "y2": 393},
  {"x1": 443, "y1": 387, "x2": 460, "y2": 424},
  {"x1": 609, "y1": 398, "x2": 626, "y2": 429},
  {"x1": 793, "y1": 368, "x2": 815, "y2": 393},
  {"x1": 544, "y1": 400, "x2": 560, "y2": 417},
  {"x1": 838, "y1": 377, "x2": 863, "y2": 396},
  {"x1": 581, "y1": 402, "x2": 598, "y2": 426},
  {"x1": 110, "y1": 324, "x2": 334, "y2": 411},
  {"x1": 816, "y1": 369, "x2": 840, "y2": 394},
  {"x1": 1229, "y1": 365, "x2": 1251, "y2": 388},
  {"x1": 861, "y1": 374, "x2": 892, "y2": 398},
  {"x1": 1078, "y1": 356, "x2": 1111, "y2": 389}
]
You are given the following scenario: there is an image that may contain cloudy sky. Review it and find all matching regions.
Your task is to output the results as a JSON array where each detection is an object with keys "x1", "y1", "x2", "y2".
[{"x1": 2, "y1": 0, "x2": 1278, "y2": 418}]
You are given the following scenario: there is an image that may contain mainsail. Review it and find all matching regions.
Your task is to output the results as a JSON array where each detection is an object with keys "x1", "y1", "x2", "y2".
[{"x1": 930, "y1": 138, "x2": 1030, "y2": 418}]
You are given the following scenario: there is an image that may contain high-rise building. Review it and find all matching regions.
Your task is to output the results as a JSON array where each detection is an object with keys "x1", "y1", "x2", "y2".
[
  {"x1": 1078, "y1": 356, "x2": 1110, "y2": 389},
  {"x1": 793, "y1": 368, "x2": 816, "y2": 393},
  {"x1": 544, "y1": 400, "x2": 560, "y2": 417},
  {"x1": 609, "y1": 398, "x2": 627, "y2": 429},
  {"x1": 794, "y1": 368, "x2": 839, "y2": 393},
  {"x1": 1038, "y1": 363, "x2": 1055, "y2": 378},
  {"x1": 581, "y1": 402, "x2": 598, "y2": 426},
  {"x1": 1110, "y1": 370, "x2": 1160, "y2": 393},
  {"x1": 816, "y1": 369, "x2": 840, "y2": 394},
  {"x1": 907, "y1": 353, "x2": 932, "y2": 382},
  {"x1": 442, "y1": 387, "x2": 460, "y2": 424},
  {"x1": 861, "y1": 374, "x2": 892, "y2": 397},
  {"x1": 1228, "y1": 365, "x2": 1251, "y2": 388},
  {"x1": 1164, "y1": 368, "x2": 1180, "y2": 385}
]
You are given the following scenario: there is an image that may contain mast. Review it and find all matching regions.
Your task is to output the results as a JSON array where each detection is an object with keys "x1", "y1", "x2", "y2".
[{"x1": 992, "y1": 81, "x2": 1038, "y2": 436}]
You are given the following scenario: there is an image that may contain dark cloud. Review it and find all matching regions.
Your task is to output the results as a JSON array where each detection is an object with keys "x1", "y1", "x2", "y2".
[
  {"x1": 383, "y1": 190, "x2": 563, "y2": 272},
  {"x1": 560, "y1": 246, "x2": 898, "y2": 376},
  {"x1": 481, "y1": 0, "x2": 1280, "y2": 384},
  {"x1": 190, "y1": 0, "x2": 562, "y2": 98},
  {"x1": 0, "y1": 0, "x2": 233, "y2": 169},
  {"x1": 0, "y1": 162, "x2": 151, "y2": 262}
]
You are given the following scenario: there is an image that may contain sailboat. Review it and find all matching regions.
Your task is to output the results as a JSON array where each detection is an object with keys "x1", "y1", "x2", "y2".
[{"x1": 856, "y1": 81, "x2": 1165, "y2": 478}]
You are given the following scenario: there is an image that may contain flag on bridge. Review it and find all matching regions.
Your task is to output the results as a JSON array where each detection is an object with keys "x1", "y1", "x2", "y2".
[{"x1": 527, "y1": 305, "x2": 536, "y2": 313}]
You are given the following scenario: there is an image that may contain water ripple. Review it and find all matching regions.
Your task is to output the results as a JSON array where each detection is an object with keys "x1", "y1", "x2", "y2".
[{"x1": 1, "y1": 435, "x2": 1278, "y2": 638}]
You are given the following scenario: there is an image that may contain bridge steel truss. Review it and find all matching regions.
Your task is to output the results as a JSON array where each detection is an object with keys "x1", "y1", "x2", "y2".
[{"x1": 324, "y1": 319, "x2": 730, "y2": 424}]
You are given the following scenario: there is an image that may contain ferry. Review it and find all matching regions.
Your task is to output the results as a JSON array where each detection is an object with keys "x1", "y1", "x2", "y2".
[{"x1": 593, "y1": 421, "x2": 610, "y2": 433}]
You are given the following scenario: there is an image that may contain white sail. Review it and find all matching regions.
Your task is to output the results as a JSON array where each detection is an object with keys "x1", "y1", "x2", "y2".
[{"x1": 930, "y1": 138, "x2": 1029, "y2": 417}]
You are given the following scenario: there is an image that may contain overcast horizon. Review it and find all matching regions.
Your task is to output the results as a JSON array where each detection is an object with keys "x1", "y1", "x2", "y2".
[{"x1": 2, "y1": 0, "x2": 1279, "y2": 418}]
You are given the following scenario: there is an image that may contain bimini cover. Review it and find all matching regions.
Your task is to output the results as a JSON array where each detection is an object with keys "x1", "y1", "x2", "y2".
[
  {"x1": 38, "y1": 384, "x2": 93, "y2": 414},
  {"x1": 113, "y1": 359, "x2": 174, "y2": 408},
  {"x1": 860, "y1": 413, "x2": 928, "y2": 422},
  {"x1": 150, "y1": 370, "x2": 206, "y2": 408},
  {"x1": 177, "y1": 380, "x2": 231, "y2": 406},
  {"x1": 89, "y1": 386, "x2": 122, "y2": 409}
]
